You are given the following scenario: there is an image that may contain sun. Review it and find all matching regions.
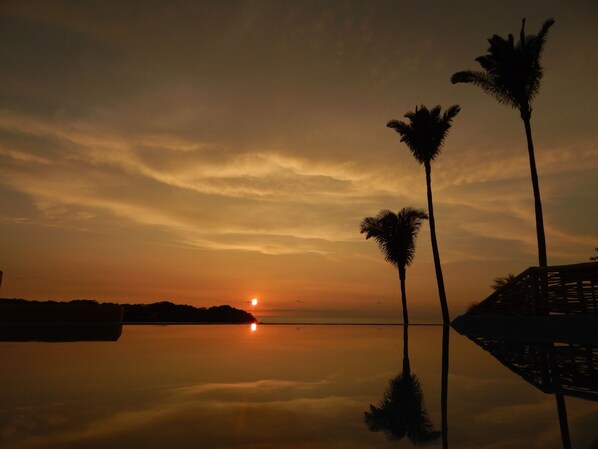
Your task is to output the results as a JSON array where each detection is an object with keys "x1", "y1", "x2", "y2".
[{"x1": 251, "y1": 298, "x2": 258, "y2": 306}]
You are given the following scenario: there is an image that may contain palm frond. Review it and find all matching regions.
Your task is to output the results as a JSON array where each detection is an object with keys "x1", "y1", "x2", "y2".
[
  {"x1": 452, "y1": 70, "x2": 518, "y2": 108},
  {"x1": 520, "y1": 18, "x2": 527, "y2": 44},
  {"x1": 386, "y1": 120, "x2": 414, "y2": 148},
  {"x1": 443, "y1": 104, "x2": 461, "y2": 121},
  {"x1": 491, "y1": 273, "x2": 516, "y2": 290},
  {"x1": 519, "y1": 17, "x2": 555, "y2": 105}
]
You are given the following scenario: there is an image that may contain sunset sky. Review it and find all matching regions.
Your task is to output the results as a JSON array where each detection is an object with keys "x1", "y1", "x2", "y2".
[{"x1": 1, "y1": 1, "x2": 597, "y2": 323}]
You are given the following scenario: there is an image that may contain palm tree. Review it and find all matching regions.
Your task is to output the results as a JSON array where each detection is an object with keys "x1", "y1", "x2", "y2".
[
  {"x1": 387, "y1": 105, "x2": 460, "y2": 325},
  {"x1": 360, "y1": 207, "x2": 428, "y2": 325},
  {"x1": 451, "y1": 18, "x2": 555, "y2": 267},
  {"x1": 491, "y1": 273, "x2": 516, "y2": 290}
]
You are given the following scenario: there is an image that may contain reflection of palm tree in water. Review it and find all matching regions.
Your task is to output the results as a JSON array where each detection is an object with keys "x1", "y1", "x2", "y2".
[
  {"x1": 365, "y1": 325, "x2": 441, "y2": 445},
  {"x1": 440, "y1": 325, "x2": 449, "y2": 449},
  {"x1": 545, "y1": 342, "x2": 571, "y2": 449}
]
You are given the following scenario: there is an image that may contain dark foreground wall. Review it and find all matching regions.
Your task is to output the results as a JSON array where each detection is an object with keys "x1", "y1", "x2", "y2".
[
  {"x1": 452, "y1": 314, "x2": 598, "y2": 345},
  {"x1": 0, "y1": 302, "x2": 123, "y2": 323},
  {"x1": 0, "y1": 323, "x2": 123, "y2": 342},
  {"x1": 0, "y1": 302, "x2": 124, "y2": 341}
]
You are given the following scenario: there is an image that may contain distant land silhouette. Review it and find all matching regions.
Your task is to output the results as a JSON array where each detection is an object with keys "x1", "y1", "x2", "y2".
[{"x1": 0, "y1": 298, "x2": 256, "y2": 324}]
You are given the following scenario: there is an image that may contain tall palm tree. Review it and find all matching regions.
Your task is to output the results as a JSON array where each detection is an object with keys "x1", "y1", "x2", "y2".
[
  {"x1": 451, "y1": 18, "x2": 555, "y2": 267},
  {"x1": 387, "y1": 105, "x2": 460, "y2": 325},
  {"x1": 360, "y1": 207, "x2": 428, "y2": 325}
]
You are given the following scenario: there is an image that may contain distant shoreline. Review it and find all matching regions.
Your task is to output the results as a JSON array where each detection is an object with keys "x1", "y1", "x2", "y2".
[
  {"x1": 0, "y1": 298, "x2": 256, "y2": 324},
  {"x1": 256, "y1": 322, "x2": 441, "y2": 326},
  {"x1": 122, "y1": 322, "x2": 441, "y2": 326}
]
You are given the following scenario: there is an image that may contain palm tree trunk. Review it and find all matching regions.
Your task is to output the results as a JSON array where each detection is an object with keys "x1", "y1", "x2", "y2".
[
  {"x1": 425, "y1": 163, "x2": 450, "y2": 324},
  {"x1": 399, "y1": 268, "x2": 409, "y2": 325},
  {"x1": 522, "y1": 116, "x2": 548, "y2": 267}
]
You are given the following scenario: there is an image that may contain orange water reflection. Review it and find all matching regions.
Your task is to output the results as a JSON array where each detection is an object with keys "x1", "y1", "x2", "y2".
[{"x1": 0, "y1": 325, "x2": 596, "y2": 449}]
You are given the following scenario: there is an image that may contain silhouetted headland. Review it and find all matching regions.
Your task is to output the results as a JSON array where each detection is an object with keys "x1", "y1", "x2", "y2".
[
  {"x1": 0, "y1": 298, "x2": 256, "y2": 342},
  {"x1": 0, "y1": 298, "x2": 257, "y2": 325},
  {"x1": 122, "y1": 301, "x2": 256, "y2": 324}
]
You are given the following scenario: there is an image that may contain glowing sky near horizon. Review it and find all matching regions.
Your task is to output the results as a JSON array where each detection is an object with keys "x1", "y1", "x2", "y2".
[{"x1": 0, "y1": 1, "x2": 597, "y2": 322}]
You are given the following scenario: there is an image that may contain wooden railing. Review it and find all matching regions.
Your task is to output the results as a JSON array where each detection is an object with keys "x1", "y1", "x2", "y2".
[{"x1": 468, "y1": 262, "x2": 598, "y2": 316}]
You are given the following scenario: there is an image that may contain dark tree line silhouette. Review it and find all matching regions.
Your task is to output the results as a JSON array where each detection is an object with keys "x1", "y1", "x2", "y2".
[
  {"x1": 0, "y1": 298, "x2": 256, "y2": 323},
  {"x1": 123, "y1": 302, "x2": 256, "y2": 323}
]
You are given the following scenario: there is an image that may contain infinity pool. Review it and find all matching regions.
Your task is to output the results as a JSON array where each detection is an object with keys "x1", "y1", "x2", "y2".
[{"x1": 1, "y1": 325, "x2": 596, "y2": 448}]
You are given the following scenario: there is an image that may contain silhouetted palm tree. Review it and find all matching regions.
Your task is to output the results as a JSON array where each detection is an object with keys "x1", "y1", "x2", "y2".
[
  {"x1": 387, "y1": 105, "x2": 460, "y2": 325},
  {"x1": 360, "y1": 208, "x2": 428, "y2": 325},
  {"x1": 451, "y1": 18, "x2": 555, "y2": 267},
  {"x1": 365, "y1": 325, "x2": 441, "y2": 445},
  {"x1": 491, "y1": 273, "x2": 516, "y2": 290}
]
